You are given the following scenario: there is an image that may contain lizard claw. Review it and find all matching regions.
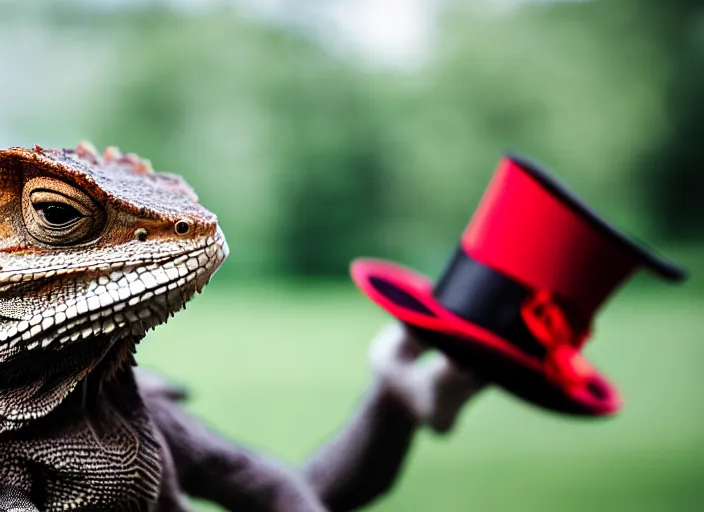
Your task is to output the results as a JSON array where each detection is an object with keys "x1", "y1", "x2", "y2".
[{"x1": 369, "y1": 321, "x2": 487, "y2": 434}]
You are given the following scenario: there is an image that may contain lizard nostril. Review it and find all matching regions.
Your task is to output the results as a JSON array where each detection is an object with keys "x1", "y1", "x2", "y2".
[
  {"x1": 134, "y1": 228, "x2": 148, "y2": 242},
  {"x1": 174, "y1": 219, "x2": 192, "y2": 236}
]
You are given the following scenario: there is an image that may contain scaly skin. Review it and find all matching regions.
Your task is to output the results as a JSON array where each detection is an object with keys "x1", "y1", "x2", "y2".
[
  {"x1": 0, "y1": 144, "x2": 226, "y2": 433},
  {"x1": 0, "y1": 143, "x2": 227, "y2": 510},
  {"x1": 0, "y1": 144, "x2": 484, "y2": 511}
]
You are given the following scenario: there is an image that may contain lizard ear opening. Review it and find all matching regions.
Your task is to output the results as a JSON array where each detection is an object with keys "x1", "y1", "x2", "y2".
[{"x1": 21, "y1": 177, "x2": 107, "y2": 247}]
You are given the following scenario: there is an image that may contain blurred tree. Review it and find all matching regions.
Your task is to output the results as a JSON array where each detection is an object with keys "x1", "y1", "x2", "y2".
[
  {"x1": 628, "y1": 0, "x2": 704, "y2": 242},
  {"x1": 268, "y1": 89, "x2": 393, "y2": 276},
  {"x1": 368, "y1": 0, "x2": 674, "y2": 273},
  {"x1": 78, "y1": 7, "x2": 398, "y2": 278},
  {"x1": 1, "y1": 0, "x2": 701, "y2": 281}
]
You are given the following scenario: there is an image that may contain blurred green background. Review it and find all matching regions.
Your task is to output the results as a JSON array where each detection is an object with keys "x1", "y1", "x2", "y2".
[{"x1": 1, "y1": 0, "x2": 703, "y2": 510}]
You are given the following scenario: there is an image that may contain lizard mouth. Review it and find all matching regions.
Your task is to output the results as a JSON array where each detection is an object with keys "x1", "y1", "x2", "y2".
[
  {"x1": 0, "y1": 231, "x2": 228, "y2": 430},
  {"x1": 0, "y1": 231, "x2": 229, "y2": 358}
]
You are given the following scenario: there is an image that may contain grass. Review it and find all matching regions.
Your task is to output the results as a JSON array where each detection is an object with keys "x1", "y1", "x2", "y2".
[{"x1": 136, "y1": 278, "x2": 704, "y2": 511}]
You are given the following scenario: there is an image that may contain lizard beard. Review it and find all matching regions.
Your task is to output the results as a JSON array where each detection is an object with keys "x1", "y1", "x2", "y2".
[
  {"x1": 0, "y1": 225, "x2": 227, "y2": 434},
  {"x1": 0, "y1": 332, "x2": 141, "y2": 433}
]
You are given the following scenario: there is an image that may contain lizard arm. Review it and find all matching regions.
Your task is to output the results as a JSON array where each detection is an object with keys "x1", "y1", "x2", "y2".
[
  {"x1": 302, "y1": 322, "x2": 486, "y2": 510},
  {"x1": 147, "y1": 382, "x2": 415, "y2": 512},
  {"x1": 301, "y1": 380, "x2": 417, "y2": 510},
  {"x1": 143, "y1": 323, "x2": 485, "y2": 511},
  {"x1": 153, "y1": 423, "x2": 194, "y2": 512},
  {"x1": 144, "y1": 393, "x2": 329, "y2": 512},
  {"x1": 0, "y1": 487, "x2": 39, "y2": 512}
]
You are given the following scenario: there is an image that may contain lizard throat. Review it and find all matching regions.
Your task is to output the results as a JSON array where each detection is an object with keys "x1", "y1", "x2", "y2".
[{"x1": 0, "y1": 232, "x2": 228, "y2": 431}]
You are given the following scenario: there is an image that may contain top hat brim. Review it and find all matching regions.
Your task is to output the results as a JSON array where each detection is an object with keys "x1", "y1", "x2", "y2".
[{"x1": 351, "y1": 258, "x2": 622, "y2": 417}]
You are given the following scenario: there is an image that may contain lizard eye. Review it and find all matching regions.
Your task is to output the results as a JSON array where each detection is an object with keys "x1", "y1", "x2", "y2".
[
  {"x1": 22, "y1": 177, "x2": 106, "y2": 246},
  {"x1": 34, "y1": 202, "x2": 84, "y2": 227}
]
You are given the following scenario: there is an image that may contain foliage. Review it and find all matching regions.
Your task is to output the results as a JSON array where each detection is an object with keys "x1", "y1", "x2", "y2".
[{"x1": 0, "y1": 0, "x2": 701, "y2": 279}]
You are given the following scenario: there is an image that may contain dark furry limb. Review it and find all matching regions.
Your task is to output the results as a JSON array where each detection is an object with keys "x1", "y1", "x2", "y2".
[
  {"x1": 144, "y1": 391, "x2": 328, "y2": 511},
  {"x1": 302, "y1": 381, "x2": 417, "y2": 510},
  {"x1": 142, "y1": 377, "x2": 417, "y2": 512}
]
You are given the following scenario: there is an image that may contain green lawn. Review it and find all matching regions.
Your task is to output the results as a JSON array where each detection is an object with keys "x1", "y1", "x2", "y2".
[{"x1": 136, "y1": 279, "x2": 704, "y2": 511}]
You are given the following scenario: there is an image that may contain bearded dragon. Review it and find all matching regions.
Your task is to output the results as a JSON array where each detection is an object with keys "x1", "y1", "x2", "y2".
[{"x1": 0, "y1": 143, "x2": 483, "y2": 512}]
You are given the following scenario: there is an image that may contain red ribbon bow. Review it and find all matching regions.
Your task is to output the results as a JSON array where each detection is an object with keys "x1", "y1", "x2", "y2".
[{"x1": 520, "y1": 290, "x2": 592, "y2": 389}]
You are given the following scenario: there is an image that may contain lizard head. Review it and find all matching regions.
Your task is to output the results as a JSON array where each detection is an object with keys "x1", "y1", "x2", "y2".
[{"x1": 0, "y1": 142, "x2": 228, "y2": 430}]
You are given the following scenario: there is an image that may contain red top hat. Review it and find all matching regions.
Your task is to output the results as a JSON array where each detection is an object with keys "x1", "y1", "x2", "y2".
[{"x1": 351, "y1": 155, "x2": 687, "y2": 417}]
